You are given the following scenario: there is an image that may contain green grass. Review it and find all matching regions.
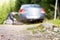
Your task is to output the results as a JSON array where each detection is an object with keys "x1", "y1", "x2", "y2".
[{"x1": 48, "y1": 19, "x2": 60, "y2": 28}]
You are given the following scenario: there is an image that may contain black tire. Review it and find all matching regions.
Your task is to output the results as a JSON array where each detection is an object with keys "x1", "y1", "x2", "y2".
[{"x1": 40, "y1": 19, "x2": 44, "y2": 23}]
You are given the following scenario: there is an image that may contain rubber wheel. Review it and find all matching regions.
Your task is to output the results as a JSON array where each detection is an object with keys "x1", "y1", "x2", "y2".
[{"x1": 40, "y1": 19, "x2": 44, "y2": 23}]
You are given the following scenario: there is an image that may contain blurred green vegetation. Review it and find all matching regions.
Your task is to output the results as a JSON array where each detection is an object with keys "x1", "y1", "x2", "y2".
[
  {"x1": 0, "y1": 0, "x2": 16, "y2": 24},
  {"x1": 49, "y1": 20, "x2": 60, "y2": 28},
  {"x1": 27, "y1": 26, "x2": 44, "y2": 33},
  {"x1": 0, "y1": 3, "x2": 10, "y2": 24}
]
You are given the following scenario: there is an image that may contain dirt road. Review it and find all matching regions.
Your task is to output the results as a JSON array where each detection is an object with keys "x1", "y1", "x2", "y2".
[
  {"x1": 0, "y1": 23, "x2": 41, "y2": 40},
  {"x1": 0, "y1": 23, "x2": 60, "y2": 40}
]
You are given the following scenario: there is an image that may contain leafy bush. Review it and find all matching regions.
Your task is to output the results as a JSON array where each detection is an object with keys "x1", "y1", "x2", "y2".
[
  {"x1": 40, "y1": 0, "x2": 55, "y2": 19},
  {"x1": 0, "y1": 0, "x2": 16, "y2": 24}
]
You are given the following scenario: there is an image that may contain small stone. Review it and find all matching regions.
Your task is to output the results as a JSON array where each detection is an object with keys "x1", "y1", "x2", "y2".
[
  {"x1": 53, "y1": 38, "x2": 59, "y2": 40},
  {"x1": 12, "y1": 39, "x2": 17, "y2": 40},
  {"x1": 1, "y1": 34, "x2": 4, "y2": 37},
  {"x1": 58, "y1": 29, "x2": 60, "y2": 32},
  {"x1": 8, "y1": 39, "x2": 10, "y2": 40},
  {"x1": 40, "y1": 22, "x2": 54, "y2": 31},
  {"x1": 53, "y1": 27, "x2": 59, "y2": 32}
]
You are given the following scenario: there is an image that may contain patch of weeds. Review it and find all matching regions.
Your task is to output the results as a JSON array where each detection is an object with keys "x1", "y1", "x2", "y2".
[
  {"x1": 27, "y1": 28, "x2": 35, "y2": 34},
  {"x1": 49, "y1": 20, "x2": 60, "y2": 28},
  {"x1": 37, "y1": 26, "x2": 45, "y2": 32},
  {"x1": 27, "y1": 26, "x2": 45, "y2": 34}
]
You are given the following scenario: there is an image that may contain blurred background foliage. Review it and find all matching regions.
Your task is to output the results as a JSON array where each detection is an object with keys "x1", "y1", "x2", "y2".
[{"x1": 0, "y1": 0, "x2": 60, "y2": 24}]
